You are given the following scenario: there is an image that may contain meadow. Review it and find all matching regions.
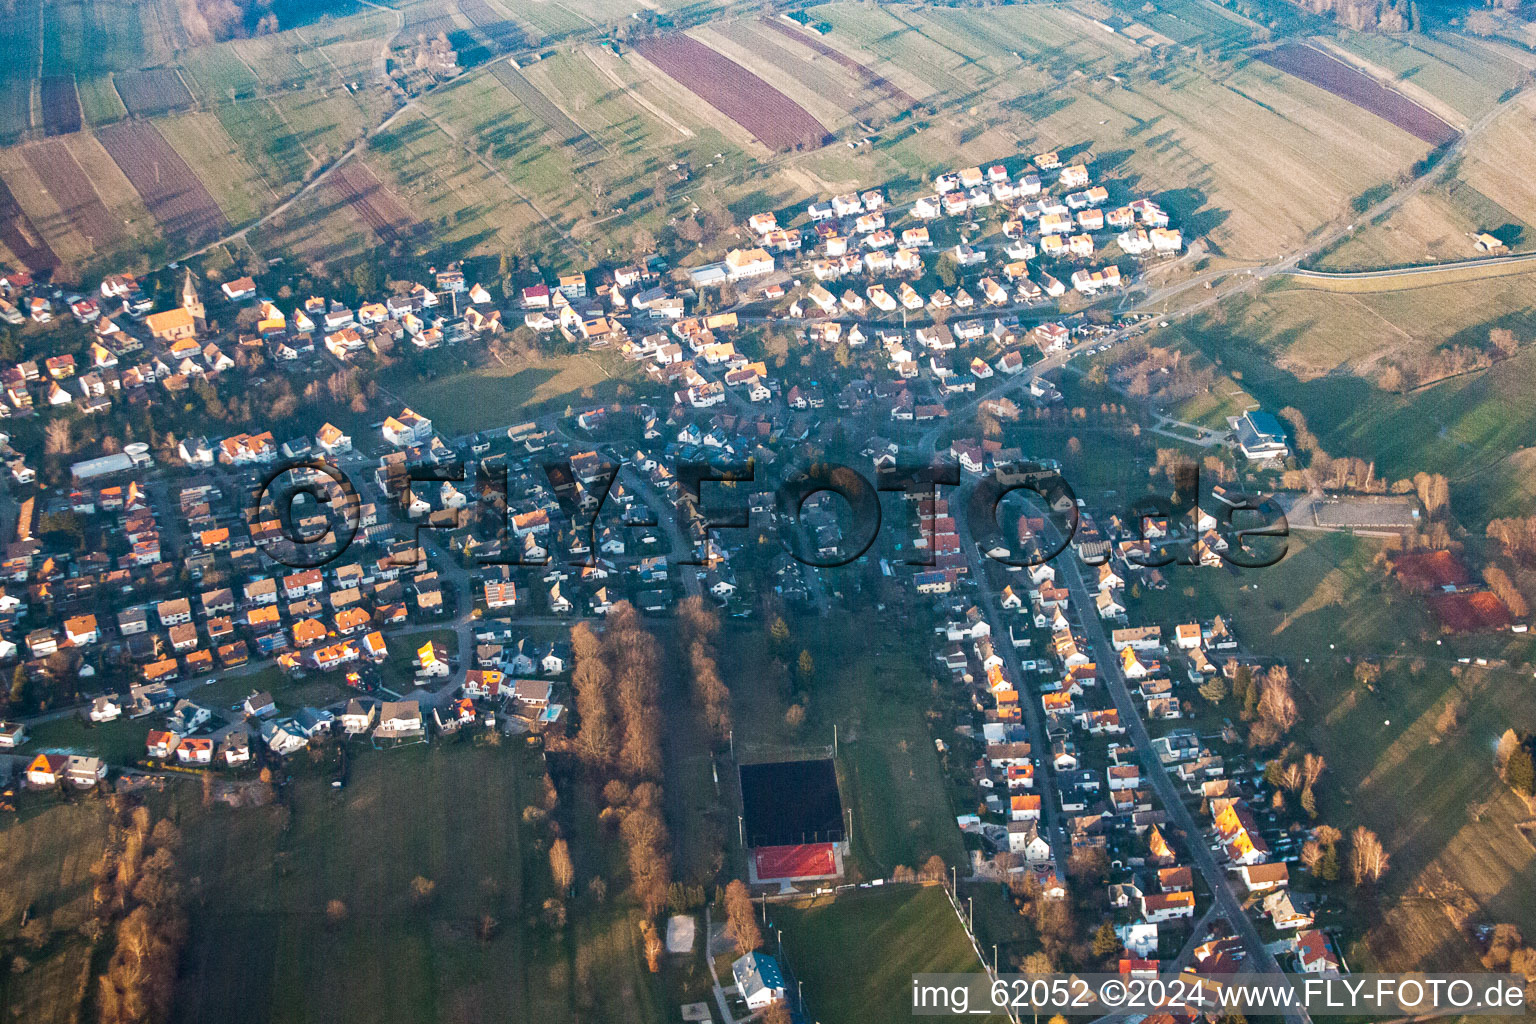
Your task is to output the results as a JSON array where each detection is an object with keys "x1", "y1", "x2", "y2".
[
  {"x1": 170, "y1": 744, "x2": 673, "y2": 1024},
  {"x1": 722, "y1": 609, "x2": 969, "y2": 882},
  {"x1": 1163, "y1": 271, "x2": 1536, "y2": 521},
  {"x1": 0, "y1": 798, "x2": 114, "y2": 1024},
  {"x1": 374, "y1": 348, "x2": 632, "y2": 436},
  {"x1": 770, "y1": 886, "x2": 1004, "y2": 1024}
]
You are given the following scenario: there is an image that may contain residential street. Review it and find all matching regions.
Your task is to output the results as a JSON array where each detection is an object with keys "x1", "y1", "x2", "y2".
[{"x1": 1041, "y1": 522, "x2": 1309, "y2": 1024}]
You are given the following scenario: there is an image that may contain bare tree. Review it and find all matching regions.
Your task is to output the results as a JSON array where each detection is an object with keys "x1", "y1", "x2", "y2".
[
  {"x1": 549, "y1": 839, "x2": 575, "y2": 892},
  {"x1": 1349, "y1": 826, "x2": 1389, "y2": 885},
  {"x1": 1301, "y1": 753, "x2": 1326, "y2": 791},
  {"x1": 722, "y1": 879, "x2": 763, "y2": 952}
]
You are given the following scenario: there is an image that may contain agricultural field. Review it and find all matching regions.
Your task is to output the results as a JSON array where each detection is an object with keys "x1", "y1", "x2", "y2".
[
  {"x1": 98, "y1": 120, "x2": 230, "y2": 250},
  {"x1": 39, "y1": 75, "x2": 81, "y2": 136},
  {"x1": 759, "y1": 17, "x2": 918, "y2": 110},
  {"x1": 489, "y1": 60, "x2": 604, "y2": 158},
  {"x1": 768, "y1": 3, "x2": 1430, "y2": 260},
  {"x1": 76, "y1": 73, "x2": 126, "y2": 125},
  {"x1": 355, "y1": 104, "x2": 562, "y2": 254},
  {"x1": 1257, "y1": 44, "x2": 1458, "y2": 146},
  {"x1": 327, "y1": 158, "x2": 420, "y2": 244},
  {"x1": 114, "y1": 68, "x2": 196, "y2": 118},
  {"x1": 208, "y1": 95, "x2": 319, "y2": 195},
  {"x1": 0, "y1": 130, "x2": 156, "y2": 277},
  {"x1": 1316, "y1": 89, "x2": 1536, "y2": 270},
  {"x1": 772, "y1": 886, "x2": 1003, "y2": 1024},
  {"x1": 42, "y1": 0, "x2": 183, "y2": 75},
  {"x1": 516, "y1": 47, "x2": 691, "y2": 157},
  {"x1": 0, "y1": 144, "x2": 96, "y2": 270},
  {"x1": 20, "y1": 139, "x2": 124, "y2": 250},
  {"x1": 689, "y1": 23, "x2": 873, "y2": 132},
  {"x1": 457, "y1": 0, "x2": 527, "y2": 54},
  {"x1": 630, "y1": 34, "x2": 831, "y2": 152},
  {"x1": 1326, "y1": 30, "x2": 1528, "y2": 123},
  {"x1": 0, "y1": 175, "x2": 59, "y2": 274},
  {"x1": 0, "y1": 0, "x2": 41, "y2": 145},
  {"x1": 0, "y1": 0, "x2": 1446, "y2": 272},
  {"x1": 159, "y1": 111, "x2": 274, "y2": 225}
]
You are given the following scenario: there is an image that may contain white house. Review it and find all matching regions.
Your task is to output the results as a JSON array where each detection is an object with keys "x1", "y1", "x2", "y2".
[
  {"x1": 382, "y1": 409, "x2": 433, "y2": 447},
  {"x1": 731, "y1": 953, "x2": 786, "y2": 1011},
  {"x1": 89, "y1": 696, "x2": 122, "y2": 722}
]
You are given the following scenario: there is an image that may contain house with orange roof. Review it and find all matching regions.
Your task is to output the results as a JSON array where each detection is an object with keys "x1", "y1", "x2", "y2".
[
  {"x1": 26, "y1": 753, "x2": 68, "y2": 787},
  {"x1": 176, "y1": 737, "x2": 215, "y2": 764},
  {"x1": 291, "y1": 618, "x2": 327, "y2": 648},
  {"x1": 1010, "y1": 794, "x2": 1041, "y2": 821},
  {"x1": 1140, "y1": 890, "x2": 1195, "y2": 923},
  {"x1": 146, "y1": 730, "x2": 180, "y2": 759}
]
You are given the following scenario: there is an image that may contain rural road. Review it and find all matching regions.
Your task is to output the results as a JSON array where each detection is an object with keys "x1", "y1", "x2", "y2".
[
  {"x1": 1282, "y1": 249, "x2": 1536, "y2": 281},
  {"x1": 1122, "y1": 80, "x2": 1536, "y2": 322}
]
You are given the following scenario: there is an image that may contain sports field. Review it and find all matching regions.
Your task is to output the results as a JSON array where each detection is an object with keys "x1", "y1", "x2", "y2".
[
  {"x1": 724, "y1": 609, "x2": 968, "y2": 881},
  {"x1": 771, "y1": 886, "x2": 1005, "y2": 1024}
]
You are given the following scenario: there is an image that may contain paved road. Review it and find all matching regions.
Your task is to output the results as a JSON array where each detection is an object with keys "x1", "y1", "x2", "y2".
[
  {"x1": 1282, "y1": 249, "x2": 1536, "y2": 281},
  {"x1": 954, "y1": 481, "x2": 1073, "y2": 874},
  {"x1": 1041, "y1": 528, "x2": 1308, "y2": 1024}
]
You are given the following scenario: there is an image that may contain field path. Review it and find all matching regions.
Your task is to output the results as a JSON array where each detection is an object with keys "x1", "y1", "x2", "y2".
[
  {"x1": 1128, "y1": 80, "x2": 1536, "y2": 318},
  {"x1": 353, "y1": 0, "x2": 404, "y2": 85}
]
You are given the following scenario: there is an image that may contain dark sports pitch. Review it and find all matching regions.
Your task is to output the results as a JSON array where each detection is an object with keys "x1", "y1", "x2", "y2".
[{"x1": 739, "y1": 758, "x2": 845, "y2": 848}]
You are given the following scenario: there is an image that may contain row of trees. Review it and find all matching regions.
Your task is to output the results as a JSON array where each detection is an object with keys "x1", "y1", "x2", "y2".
[
  {"x1": 1278, "y1": 409, "x2": 1453, "y2": 522},
  {"x1": 1488, "y1": 517, "x2": 1536, "y2": 564},
  {"x1": 679, "y1": 597, "x2": 732, "y2": 746},
  {"x1": 1497, "y1": 729, "x2": 1536, "y2": 800},
  {"x1": 571, "y1": 606, "x2": 674, "y2": 945},
  {"x1": 92, "y1": 802, "x2": 188, "y2": 1024}
]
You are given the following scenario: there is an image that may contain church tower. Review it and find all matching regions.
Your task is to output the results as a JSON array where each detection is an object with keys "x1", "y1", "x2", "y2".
[{"x1": 181, "y1": 268, "x2": 206, "y2": 326}]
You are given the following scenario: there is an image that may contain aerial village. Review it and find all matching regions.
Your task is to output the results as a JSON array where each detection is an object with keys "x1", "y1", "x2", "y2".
[{"x1": 0, "y1": 142, "x2": 1346, "y2": 980}]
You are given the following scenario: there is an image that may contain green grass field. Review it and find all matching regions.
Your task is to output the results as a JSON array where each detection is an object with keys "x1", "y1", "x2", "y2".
[
  {"x1": 172, "y1": 744, "x2": 673, "y2": 1024},
  {"x1": 0, "y1": 739, "x2": 679, "y2": 1024},
  {"x1": 724, "y1": 610, "x2": 968, "y2": 881},
  {"x1": 0, "y1": 798, "x2": 113, "y2": 1024},
  {"x1": 1168, "y1": 273, "x2": 1536, "y2": 520},
  {"x1": 771, "y1": 885, "x2": 1005, "y2": 1024},
  {"x1": 376, "y1": 350, "x2": 633, "y2": 436}
]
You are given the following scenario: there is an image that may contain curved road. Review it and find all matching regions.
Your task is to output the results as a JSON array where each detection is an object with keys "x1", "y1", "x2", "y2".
[{"x1": 1283, "y1": 249, "x2": 1536, "y2": 281}]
